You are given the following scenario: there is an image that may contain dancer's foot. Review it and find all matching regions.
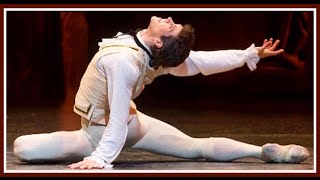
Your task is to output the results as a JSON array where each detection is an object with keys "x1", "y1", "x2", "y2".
[{"x1": 261, "y1": 143, "x2": 310, "y2": 164}]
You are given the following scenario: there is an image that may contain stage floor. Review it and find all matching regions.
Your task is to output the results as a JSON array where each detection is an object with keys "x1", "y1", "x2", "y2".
[{"x1": 4, "y1": 97, "x2": 315, "y2": 175}]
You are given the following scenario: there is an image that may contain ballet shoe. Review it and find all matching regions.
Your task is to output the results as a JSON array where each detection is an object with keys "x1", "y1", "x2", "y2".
[{"x1": 261, "y1": 143, "x2": 310, "y2": 164}]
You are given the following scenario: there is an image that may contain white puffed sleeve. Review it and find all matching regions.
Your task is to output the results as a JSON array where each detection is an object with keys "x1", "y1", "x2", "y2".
[{"x1": 168, "y1": 44, "x2": 260, "y2": 77}]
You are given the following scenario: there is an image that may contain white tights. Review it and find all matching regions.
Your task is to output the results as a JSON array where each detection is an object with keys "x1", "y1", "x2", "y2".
[{"x1": 13, "y1": 110, "x2": 262, "y2": 163}]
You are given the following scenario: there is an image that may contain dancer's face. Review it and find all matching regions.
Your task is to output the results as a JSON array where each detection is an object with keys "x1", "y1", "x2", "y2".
[{"x1": 147, "y1": 16, "x2": 183, "y2": 38}]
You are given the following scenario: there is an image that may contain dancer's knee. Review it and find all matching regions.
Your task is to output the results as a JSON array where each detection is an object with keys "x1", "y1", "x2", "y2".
[{"x1": 13, "y1": 135, "x2": 34, "y2": 162}]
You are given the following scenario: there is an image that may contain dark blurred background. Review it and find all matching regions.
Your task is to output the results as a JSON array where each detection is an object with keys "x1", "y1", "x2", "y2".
[{"x1": 6, "y1": 11, "x2": 314, "y2": 118}]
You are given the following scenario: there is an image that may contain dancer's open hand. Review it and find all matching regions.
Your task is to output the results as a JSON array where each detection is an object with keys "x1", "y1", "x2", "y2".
[
  {"x1": 256, "y1": 38, "x2": 284, "y2": 59},
  {"x1": 68, "y1": 157, "x2": 111, "y2": 170}
]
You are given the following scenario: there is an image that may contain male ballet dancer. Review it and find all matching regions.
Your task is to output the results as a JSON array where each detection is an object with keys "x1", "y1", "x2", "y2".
[{"x1": 14, "y1": 16, "x2": 310, "y2": 169}]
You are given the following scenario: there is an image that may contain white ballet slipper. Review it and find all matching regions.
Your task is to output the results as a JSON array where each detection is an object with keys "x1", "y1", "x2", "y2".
[{"x1": 261, "y1": 143, "x2": 310, "y2": 164}]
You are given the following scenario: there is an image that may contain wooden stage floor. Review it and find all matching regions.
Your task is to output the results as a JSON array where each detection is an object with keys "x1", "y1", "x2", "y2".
[{"x1": 4, "y1": 97, "x2": 315, "y2": 176}]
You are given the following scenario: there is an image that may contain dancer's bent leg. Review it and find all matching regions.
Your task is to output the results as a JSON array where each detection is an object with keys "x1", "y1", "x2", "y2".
[{"x1": 13, "y1": 118, "x2": 95, "y2": 163}]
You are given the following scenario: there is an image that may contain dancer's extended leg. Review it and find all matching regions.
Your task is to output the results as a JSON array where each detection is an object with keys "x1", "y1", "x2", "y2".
[
  {"x1": 127, "y1": 111, "x2": 309, "y2": 163},
  {"x1": 128, "y1": 111, "x2": 261, "y2": 161}
]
